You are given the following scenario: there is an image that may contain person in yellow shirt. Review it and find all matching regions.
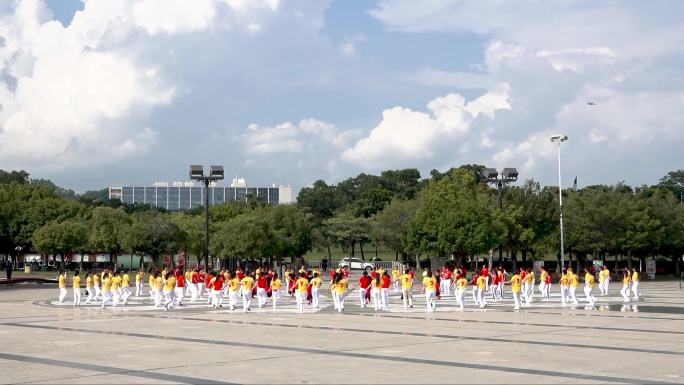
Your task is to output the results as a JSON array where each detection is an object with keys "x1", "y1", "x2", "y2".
[
  {"x1": 121, "y1": 270, "x2": 132, "y2": 305},
  {"x1": 476, "y1": 274, "x2": 487, "y2": 308},
  {"x1": 631, "y1": 268, "x2": 640, "y2": 300},
  {"x1": 335, "y1": 275, "x2": 348, "y2": 313},
  {"x1": 92, "y1": 272, "x2": 101, "y2": 301},
  {"x1": 400, "y1": 269, "x2": 413, "y2": 310},
  {"x1": 371, "y1": 273, "x2": 384, "y2": 311},
  {"x1": 559, "y1": 269, "x2": 570, "y2": 307},
  {"x1": 228, "y1": 273, "x2": 240, "y2": 311},
  {"x1": 240, "y1": 273, "x2": 255, "y2": 313},
  {"x1": 84, "y1": 272, "x2": 95, "y2": 304},
  {"x1": 148, "y1": 272, "x2": 157, "y2": 301},
  {"x1": 270, "y1": 273, "x2": 283, "y2": 311},
  {"x1": 310, "y1": 272, "x2": 322, "y2": 309},
  {"x1": 295, "y1": 273, "x2": 309, "y2": 313},
  {"x1": 185, "y1": 269, "x2": 193, "y2": 297},
  {"x1": 583, "y1": 268, "x2": 596, "y2": 309},
  {"x1": 135, "y1": 269, "x2": 145, "y2": 297},
  {"x1": 455, "y1": 275, "x2": 468, "y2": 310},
  {"x1": 162, "y1": 272, "x2": 176, "y2": 311},
  {"x1": 58, "y1": 270, "x2": 68, "y2": 304},
  {"x1": 100, "y1": 273, "x2": 112, "y2": 309},
  {"x1": 620, "y1": 270, "x2": 631, "y2": 302},
  {"x1": 391, "y1": 267, "x2": 400, "y2": 293},
  {"x1": 72, "y1": 271, "x2": 82, "y2": 306},
  {"x1": 506, "y1": 269, "x2": 523, "y2": 310},
  {"x1": 539, "y1": 267, "x2": 549, "y2": 301},
  {"x1": 110, "y1": 272, "x2": 122, "y2": 308},
  {"x1": 154, "y1": 272, "x2": 164, "y2": 308},
  {"x1": 522, "y1": 268, "x2": 534, "y2": 306},
  {"x1": 422, "y1": 270, "x2": 437, "y2": 312},
  {"x1": 568, "y1": 268, "x2": 579, "y2": 305}
]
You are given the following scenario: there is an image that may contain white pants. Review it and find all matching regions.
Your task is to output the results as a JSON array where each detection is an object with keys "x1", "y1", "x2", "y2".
[
  {"x1": 560, "y1": 285, "x2": 568, "y2": 306},
  {"x1": 242, "y1": 291, "x2": 252, "y2": 313},
  {"x1": 583, "y1": 286, "x2": 595, "y2": 308},
  {"x1": 101, "y1": 291, "x2": 112, "y2": 308},
  {"x1": 211, "y1": 289, "x2": 222, "y2": 308},
  {"x1": 393, "y1": 280, "x2": 400, "y2": 293},
  {"x1": 401, "y1": 288, "x2": 413, "y2": 309},
  {"x1": 175, "y1": 287, "x2": 184, "y2": 305},
  {"x1": 472, "y1": 286, "x2": 479, "y2": 307},
  {"x1": 601, "y1": 279, "x2": 609, "y2": 295},
  {"x1": 122, "y1": 287, "x2": 132, "y2": 304},
  {"x1": 545, "y1": 283, "x2": 551, "y2": 299},
  {"x1": 295, "y1": 290, "x2": 306, "y2": 312},
  {"x1": 312, "y1": 288, "x2": 320, "y2": 309},
  {"x1": 153, "y1": 289, "x2": 163, "y2": 307},
  {"x1": 229, "y1": 290, "x2": 239, "y2": 309},
  {"x1": 257, "y1": 288, "x2": 268, "y2": 308},
  {"x1": 512, "y1": 291, "x2": 522, "y2": 309},
  {"x1": 197, "y1": 283, "x2": 205, "y2": 299},
  {"x1": 94, "y1": 284, "x2": 102, "y2": 300},
  {"x1": 333, "y1": 291, "x2": 346, "y2": 312},
  {"x1": 523, "y1": 283, "x2": 532, "y2": 305},
  {"x1": 477, "y1": 288, "x2": 486, "y2": 307},
  {"x1": 85, "y1": 286, "x2": 94, "y2": 304},
  {"x1": 59, "y1": 288, "x2": 68, "y2": 303},
  {"x1": 441, "y1": 279, "x2": 451, "y2": 296},
  {"x1": 425, "y1": 289, "x2": 436, "y2": 312},
  {"x1": 497, "y1": 282, "x2": 504, "y2": 299},
  {"x1": 632, "y1": 281, "x2": 639, "y2": 299},
  {"x1": 358, "y1": 288, "x2": 367, "y2": 308},
  {"x1": 620, "y1": 284, "x2": 631, "y2": 302},
  {"x1": 73, "y1": 288, "x2": 81, "y2": 306},
  {"x1": 163, "y1": 290, "x2": 175, "y2": 309},
  {"x1": 455, "y1": 288, "x2": 465, "y2": 309},
  {"x1": 136, "y1": 281, "x2": 144, "y2": 296},
  {"x1": 372, "y1": 288, "x2": 382, "y2": 310},
  {"x1": 381, "y1": 288, "x2": 389, "y2": 308},
  {"x1": 569, "y1": 286, "x2": 578, "y2": 304},
  {"x1": 539, "y1": 282, "x2": 547, "y2": 299},
  {"x1": 112, "y1": 289, "x2": 121, "y2": 307},
  {"x1": 189, "y1": 283, "x2": 198, "y2": 302},
  {"x1": 272, "y1": 290, "x2": 281, "y2": 310}
]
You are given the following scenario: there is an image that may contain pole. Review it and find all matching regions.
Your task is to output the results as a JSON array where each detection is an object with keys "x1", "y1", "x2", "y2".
[
  {"x1": 498, "y1": 181, "x2": 504, "y2": 264},
  {"x1": 557, "y1": 140, "x2": 565, "y2": 272},
  {"x1": 204, "y1": 179, "x2": 210, "y2": 270}
]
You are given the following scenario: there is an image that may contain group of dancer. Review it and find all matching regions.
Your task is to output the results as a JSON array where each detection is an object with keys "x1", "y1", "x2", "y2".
[{"x1": 56, "y1": 262, "x2": 642, "y2": 313}]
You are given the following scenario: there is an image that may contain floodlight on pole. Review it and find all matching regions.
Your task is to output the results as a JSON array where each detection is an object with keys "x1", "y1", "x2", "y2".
[
  {"x1": 482, "y1": 167, "x2": 519, "y2": 266},
  {"x1": 188, "y1": 164, "x2": 224, "y2": 270},
  {"x1": 550, "y1": 134, "x2": 568, "y2": 272}
]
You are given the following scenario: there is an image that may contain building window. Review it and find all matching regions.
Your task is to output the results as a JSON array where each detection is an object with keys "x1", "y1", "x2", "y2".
[
  {"x1": 191, "y1": 187, "x2": 202, "y2": 208},
  {"x1": 179, "y1": 187, "x2": 190, "y2": 210},
  {"x1": 157, "y1": 187, "x2": 168, "y2": 210},
  {"x1": 133, "y1": 187, "x2": 144, "y2": 204}
]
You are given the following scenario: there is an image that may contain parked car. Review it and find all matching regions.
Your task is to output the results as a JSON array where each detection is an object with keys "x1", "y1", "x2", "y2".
[{"x1": 338, "y1": 258, "x2": 374, "y2": 271}]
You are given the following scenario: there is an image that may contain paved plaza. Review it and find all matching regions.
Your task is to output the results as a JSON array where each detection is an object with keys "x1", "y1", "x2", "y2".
[{"x1": 0, "y1": 280, "x2": 683, "y2": 384}]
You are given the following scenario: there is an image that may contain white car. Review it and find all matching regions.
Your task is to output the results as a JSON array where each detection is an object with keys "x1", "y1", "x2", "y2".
[{"x1": 338, "y1": 257, "x2": 374, "y2": 271}]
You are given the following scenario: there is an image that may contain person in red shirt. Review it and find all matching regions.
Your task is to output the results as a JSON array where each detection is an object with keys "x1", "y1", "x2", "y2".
[
  {"x1": 211, "y1": 272, "x2": 224, "y2": 308},
  {"x1": 204, "y1": 271, "x2": 214, "y2": 304},
  {"x1": 197, "y1": 269, "x2": 206, "y2": 301},
  {"x1": 236, "y1": 268, "x2": 245, "y2": 281},
  {"x1": 174, "y1": 268, "x2": 185, "y2": 306},
  {"x1": 256, "y1": 272, "x2": 270, "y2": 308},
  {"x1": 441, "y1": 267, "x2": 453, "y2": 296},
  {"x1": 357, "y1": 271, "x2": 372, "y2": 308},
  {"x1": 381, "y1": 272, "x2": 391, "y2": 308},
  {"x1": 342, "y1": 267, "x2": 350, "y2": 278},
  {"x1": 190, "y1": 269, "x2": 199, "y2": 302}
]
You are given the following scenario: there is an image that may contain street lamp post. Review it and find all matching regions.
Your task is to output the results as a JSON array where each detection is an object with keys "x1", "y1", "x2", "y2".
[
  {"x1": 189, "y1": 165, "x2": 224, "y2": 270},
  {"x1": 483, "y1": 167, "x2": 519, "y2": 265},
  {"x1": 550, "y1": 135, "x2": 568, "y2": 272}
]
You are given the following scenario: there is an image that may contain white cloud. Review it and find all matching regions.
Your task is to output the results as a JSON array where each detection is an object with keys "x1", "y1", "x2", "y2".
[{"x1": 342, "y1": 85, "x2": 510, "y2": 167}]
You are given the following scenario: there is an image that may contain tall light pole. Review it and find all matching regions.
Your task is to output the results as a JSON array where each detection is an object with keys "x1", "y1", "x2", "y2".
[
  {"x1": 483, "y1": 167, "x2": 519, "y2": 265},
  {"x1": 189, "y1": 165, "x2": 224, "y2": 270},
  {"x1": 550, "y1": 135, "x2": 568, "y2": 272}
]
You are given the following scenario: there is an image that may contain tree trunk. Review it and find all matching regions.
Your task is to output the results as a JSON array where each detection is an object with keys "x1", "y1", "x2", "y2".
[
  {"x1": 511, "y1": 249, "x2": 517, "y2": 272},
  {"x1": 521, "y1": 250, "x2": 528, "y2": 265},
  {"x1": 326, "y1": 245, "x2": 332, "y2": 261},
  {"x1": 360, "y1": 241, "x2": 365, "y2": 260},
  {"x1": 627, "y1": 250, "x2": 632, "y2": 268},
  {"x1": 351, "y1": 240, "x2": 356, "y2": 259},
  {"x1": 674, "y1": 253, "x2": 681, "y2": 276},
  {"x1": 395, "y1": 251, "x2": 398, "y2": 262}
]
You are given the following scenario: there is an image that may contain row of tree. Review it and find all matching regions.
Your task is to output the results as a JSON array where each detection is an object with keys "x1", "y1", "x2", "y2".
[{"x1": 1, "y1": 167, "x2": 683, "y2": 272}]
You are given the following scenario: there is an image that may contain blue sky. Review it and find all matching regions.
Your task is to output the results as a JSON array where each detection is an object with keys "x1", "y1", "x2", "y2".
[{"x1": 1, "y1": 0, "x2": 682, "y2": 193}]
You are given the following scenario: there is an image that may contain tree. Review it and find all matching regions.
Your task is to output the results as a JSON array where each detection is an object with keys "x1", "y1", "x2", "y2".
[
  {"x1": 211, "y1": 213, "x2": 271, "y2": 261},
  {"x1": 88, "y1": 207, "x2": 131, "y2": 268},
  {"x1": 297, "y1": 180, "x2": 342, "y2": 224},
  {"x1": 33, "y1": 220, "x2": 88, "y2": 269},
  {"x1": 122, "y1": 213, "x2": 185, "y2": 269},
  {"x1": 658, "y1": 169, "x2": 684, "y2": 199},
  {"x1": 265, "y1": 205, "x2": 312, "y2": 263},
  {"x1": 324, "y1": 210, "x2": 371, "y2": 259},
  {"x1": 371, "y1": 198, "x2": 418, "y2": 261},
  {"x1": 172, "y1": 213, "x2": 205, "y2": 266},
  {"x1": 409, "y1": 169, "x2": 502, "y2": 264}
]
